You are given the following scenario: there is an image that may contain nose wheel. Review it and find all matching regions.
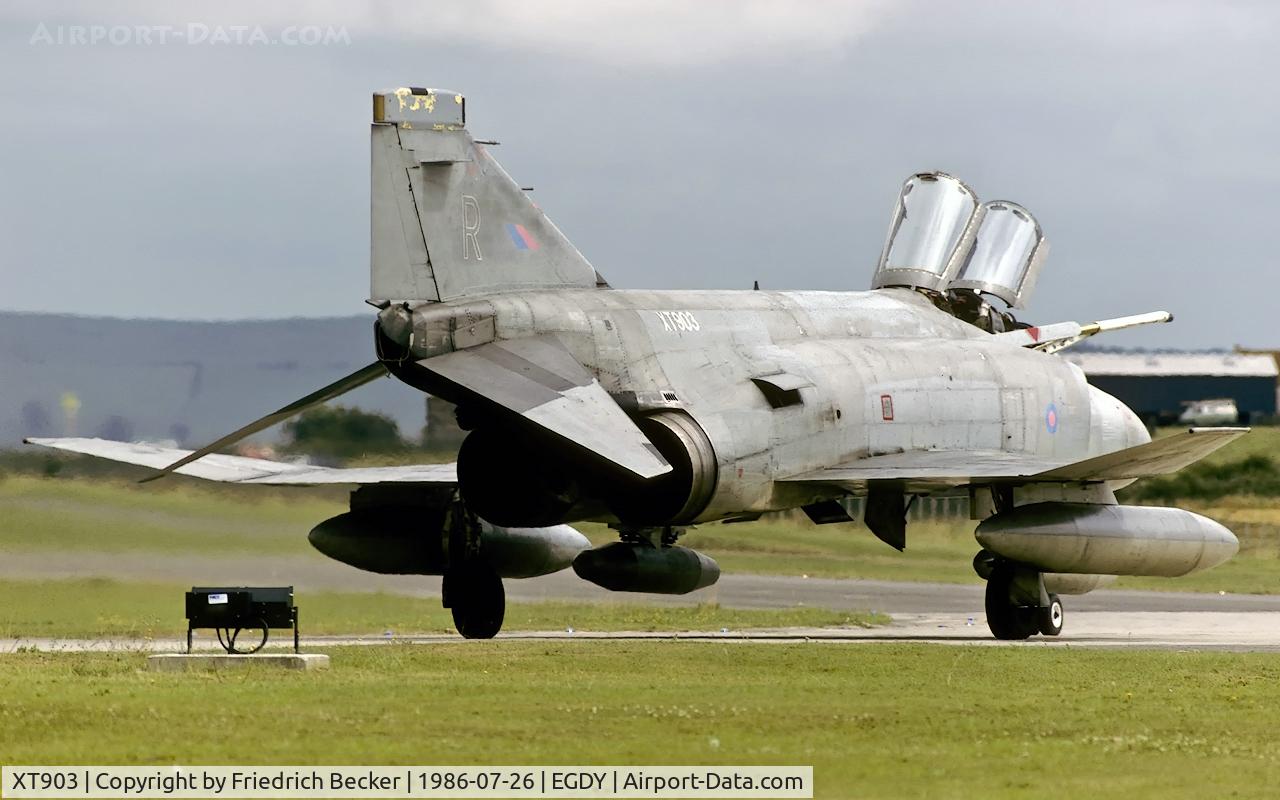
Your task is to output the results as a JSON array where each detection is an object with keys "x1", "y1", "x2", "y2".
[
  {"x1": 1039, "y1": 594, "x2": 1064, "y2": 636},
  {"x1": 980, "y1": 556, "x2": 1063, "y2": 640}
]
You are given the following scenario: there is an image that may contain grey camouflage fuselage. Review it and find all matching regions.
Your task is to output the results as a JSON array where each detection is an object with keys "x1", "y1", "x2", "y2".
[{"x1": 377, "y1": 285, "x2": 1148, "y2": 524}]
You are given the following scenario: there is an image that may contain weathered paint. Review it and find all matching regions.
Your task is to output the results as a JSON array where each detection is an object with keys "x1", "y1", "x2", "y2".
[{"x1": 382, "y1": 285, "x2": 1148, "y2": 522}]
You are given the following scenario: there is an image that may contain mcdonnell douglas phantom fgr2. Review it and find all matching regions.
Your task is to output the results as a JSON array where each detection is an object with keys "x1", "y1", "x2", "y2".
[{"x1": 29, "y1": 86, "x2": 1244, "y2": 640}]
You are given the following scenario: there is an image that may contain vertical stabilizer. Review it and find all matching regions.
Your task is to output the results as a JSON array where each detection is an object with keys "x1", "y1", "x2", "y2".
[{"x1": 370, "y1": 87, "x2": 598, "y2": 304}]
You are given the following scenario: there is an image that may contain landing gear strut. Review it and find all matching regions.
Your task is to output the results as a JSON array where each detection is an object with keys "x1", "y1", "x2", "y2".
[
  {"x1": 443, "y1": 563, "x2": 505, "y2": 639},
  {"x1": 978, "y1": 554, "x2": 1064, "y2": 640}
]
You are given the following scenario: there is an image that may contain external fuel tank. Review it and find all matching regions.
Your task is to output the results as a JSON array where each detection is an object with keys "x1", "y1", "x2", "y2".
[{"x1": 976, "y1": 502, "x2": 1238, "y2": 577}]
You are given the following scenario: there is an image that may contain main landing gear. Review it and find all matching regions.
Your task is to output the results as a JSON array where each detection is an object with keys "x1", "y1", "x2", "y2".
[
  {"x1": 443, "y1": 563, "x2": 505, "y2": 639},
  {"x1": 973, "y1": 550, "x2": 1063, "y2": 640}
]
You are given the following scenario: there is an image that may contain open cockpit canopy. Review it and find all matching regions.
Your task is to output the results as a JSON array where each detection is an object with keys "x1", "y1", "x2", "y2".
[{"x1": 872, "y1": 172, "x2": 1048, "y2": 312}]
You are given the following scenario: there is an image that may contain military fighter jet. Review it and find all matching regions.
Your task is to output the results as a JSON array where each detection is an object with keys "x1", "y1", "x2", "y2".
[{"x1": 28, "y1": 87, "x2": 1245, "y2": 640}]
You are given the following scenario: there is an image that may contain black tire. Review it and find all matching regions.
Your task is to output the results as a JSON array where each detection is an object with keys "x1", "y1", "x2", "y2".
[
  {"x1": 985, "y1": 567, "x2": 1038, "y2": 640},
  {"x1": 447, "y1": 566, "x2": 505, "y2": 639},
  {"x1": 1038, "y1": 594, "x2": 1064, "y2": 636}
]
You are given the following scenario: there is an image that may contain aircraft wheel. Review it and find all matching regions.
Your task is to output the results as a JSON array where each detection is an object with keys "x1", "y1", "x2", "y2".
[
  {"x1": 985, "y1": 566, "x2": 1039, "y2": 640},
  {"x1": 1038, "y1": 594, "x2": 1064, "y2": 636},
  {"x1": 445, "y1": 565, "x2": 505, "y2": 639}
]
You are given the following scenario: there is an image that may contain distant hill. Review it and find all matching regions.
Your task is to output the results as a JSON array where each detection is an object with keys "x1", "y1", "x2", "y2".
[{"x1": 0, "y1": 312, "x2": 429, "y2": 448}]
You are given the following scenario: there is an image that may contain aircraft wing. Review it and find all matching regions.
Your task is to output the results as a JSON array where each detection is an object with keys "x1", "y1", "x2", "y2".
[
  {"x1": 24, "y1": 437, "x2": 457, "y2": 486},
  {"x1": 1033, "y1": 426, "x2": 1248, "y2": 481},
  {"x1": 781, "y1": 427, "x2": 1247, "y2": 491}
]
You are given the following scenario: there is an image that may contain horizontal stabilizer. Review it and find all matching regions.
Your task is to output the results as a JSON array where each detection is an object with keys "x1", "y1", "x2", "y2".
[
  {"x1": 138, "y1": 362, "x2": 389, "y2": 482},
  {"x1": 781, "y1": 427, "x2": 1247, "y2": 491},
  {"x1": 996, "y1": 311, "x2": 1172, "y2": 354},
  {"x1": 25, "y1": 437, "x2": 456, "y2": 485},
  {"x1": 419, "y1": 336, "x2": 671, "y2": 479}
]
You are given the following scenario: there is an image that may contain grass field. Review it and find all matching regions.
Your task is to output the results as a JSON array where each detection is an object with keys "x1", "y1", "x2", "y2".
[
  {"x1": 5, "y1": 428, "x2": 1280, "y2": 595},
  {"x1": 4, "y1": 443, "x2": 1280, "y2": 798},
  {"x1": 2, "y1": 471, "x2": 1275, "y2": 594},
  {"x1": 1, "y1": 643, "x2": 1278, "y2": 798},
  {"x1": 1, "y1": 473, "x2": 337, "y2": 555},
  {"x1": 0, "y1": 578, "x2": 885, "y2": 639}
]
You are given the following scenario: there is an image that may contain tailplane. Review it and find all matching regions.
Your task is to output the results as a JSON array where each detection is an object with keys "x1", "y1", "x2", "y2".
[{"x1": 370, "y1": 87, "x2": 599, "y2": 304}]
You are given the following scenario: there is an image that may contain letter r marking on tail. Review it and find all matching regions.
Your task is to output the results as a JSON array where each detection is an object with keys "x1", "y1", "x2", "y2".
[{"x1": 462, "y1": 194, "x2": 483, "y2": 261}]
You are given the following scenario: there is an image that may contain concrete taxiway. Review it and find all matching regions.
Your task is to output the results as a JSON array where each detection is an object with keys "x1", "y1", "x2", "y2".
[
  {"x1": 5, "y1": 612, "x2": 1280, "y2": 653},
  {"x1": 4, "y1": 552, "x2": 1280, "y2": 651},
  {"x1": 2, "y1": 550, "x2": 1275, "y2": 615}
]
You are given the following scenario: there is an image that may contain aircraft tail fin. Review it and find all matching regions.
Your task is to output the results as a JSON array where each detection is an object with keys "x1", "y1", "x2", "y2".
[{"x1": 370, "y1": 87, "x2": 600, "y2": 305}]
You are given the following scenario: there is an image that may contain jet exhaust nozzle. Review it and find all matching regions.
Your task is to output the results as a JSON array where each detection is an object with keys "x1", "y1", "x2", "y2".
[
  {"x1": 976, "y1": 502, "x2": 1238, "y2": 577},
  {"x1": 572, "y1": 542, "x2": 720, "y2": 594}
]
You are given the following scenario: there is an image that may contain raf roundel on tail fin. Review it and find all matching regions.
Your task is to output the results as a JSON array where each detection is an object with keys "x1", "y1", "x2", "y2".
[{"x1": 369, "y1": 87, "x2": 597, "y2": 305}]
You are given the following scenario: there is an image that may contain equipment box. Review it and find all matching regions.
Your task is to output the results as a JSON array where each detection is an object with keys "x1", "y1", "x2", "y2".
[{"x1": 185, "y1": 586, "x2": 299, "y2": 653}]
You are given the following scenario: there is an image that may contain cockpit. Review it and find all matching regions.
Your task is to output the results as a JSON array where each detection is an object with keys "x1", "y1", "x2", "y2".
[{"x1": 871, "y1": 172, "x2": 1049, "y2": 333}]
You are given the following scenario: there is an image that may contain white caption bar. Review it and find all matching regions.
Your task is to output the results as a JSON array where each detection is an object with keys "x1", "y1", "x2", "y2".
[{"x1": 2, "y1": 767, "x2": 813, "y2": 798}]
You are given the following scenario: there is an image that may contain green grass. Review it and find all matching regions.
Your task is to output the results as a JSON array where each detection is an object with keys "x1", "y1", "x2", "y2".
[
  {"x1": 1124, "y1": 455, "x2": 1280, "y2": 503},
  {"x1": 0, "y1": 474, "x2": 341, "y2": 555},
  {"x1": 1117, "y1": 560, "x2": 1280, "y2": 594},
  {"x1": 0, "y1": 470, "x2": 983, "y2": 584},
  {"x1": 0, "y1": 578, "x2": 884, "y2": 639},
  {"x1": 680, "y1": 517, "x2": 979, "y2": 583},
  {"x1": 8, "y1": 435, "x2": 1280, "y2": 595},
  {"x1": 1, "y1": 644, "x2": 1277, "y2": 797}
]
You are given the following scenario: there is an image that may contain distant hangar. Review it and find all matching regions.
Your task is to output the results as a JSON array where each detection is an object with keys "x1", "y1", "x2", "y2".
[{"x1": 1063, "y1": 350, "x2": 1278, "y2": 426}]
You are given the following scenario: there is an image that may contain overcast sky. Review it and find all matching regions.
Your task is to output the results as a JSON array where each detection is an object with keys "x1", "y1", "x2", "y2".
[{"x1": 1, "y1": 1, "x2": 1277, "y2": 348}]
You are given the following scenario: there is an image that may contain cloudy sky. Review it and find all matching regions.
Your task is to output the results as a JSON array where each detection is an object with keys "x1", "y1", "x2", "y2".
[{"x1": 1, "y1": 1, "x2": 1276, "y2": 348}]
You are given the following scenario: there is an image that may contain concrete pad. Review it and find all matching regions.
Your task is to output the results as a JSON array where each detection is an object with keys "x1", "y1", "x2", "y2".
[{"x1": 147, "y1": 653, "x2": 329, "y2": 672}]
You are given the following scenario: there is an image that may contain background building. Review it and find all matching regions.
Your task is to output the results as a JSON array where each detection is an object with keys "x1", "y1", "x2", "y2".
[{"x1": 1062, "y1": 350, "x2": 1278, "y2": 426}]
